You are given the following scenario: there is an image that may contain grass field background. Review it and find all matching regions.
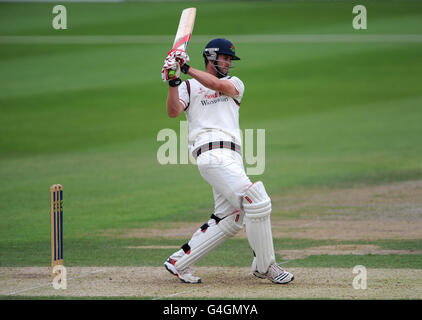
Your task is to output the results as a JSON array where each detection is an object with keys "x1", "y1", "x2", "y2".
[{"x1": 0, "y1": 0, "x2": 421, "y2": 299}]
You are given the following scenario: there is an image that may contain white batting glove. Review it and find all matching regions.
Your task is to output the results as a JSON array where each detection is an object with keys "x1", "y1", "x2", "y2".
[
  {"x1": 166, "y1": 49, "x2": 190, "y2": 65},
  {"x1": 161, "y1": 57, "x2": 180, "y2": 82}
]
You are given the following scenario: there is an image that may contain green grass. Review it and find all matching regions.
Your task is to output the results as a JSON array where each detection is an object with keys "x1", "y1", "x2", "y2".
[
  {"x1": 0, "y1": 1, "x2": 421, "y2": 270},
  {"x1": 2, "y1": 1, "x2": 422, "y2": 36},
  {"x1": 1, "y1": 237, "x2": 420, "y2": 269}
]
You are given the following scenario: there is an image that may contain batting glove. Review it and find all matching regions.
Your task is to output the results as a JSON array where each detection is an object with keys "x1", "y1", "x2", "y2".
[
  {"x1": 161, "y1": 57, "x2": 180, "y2": 82},
  {"x1": 166, "y1": 49, "x2": 190, "y2": 65}
]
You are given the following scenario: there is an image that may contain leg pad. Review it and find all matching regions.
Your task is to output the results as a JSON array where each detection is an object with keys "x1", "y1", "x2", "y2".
[
  {"x1": 174, "y1": 212, "x2": 243, "y2": 270},
  {"x1": 243, "y1": 182, "x2": 275, "y2": 274}
]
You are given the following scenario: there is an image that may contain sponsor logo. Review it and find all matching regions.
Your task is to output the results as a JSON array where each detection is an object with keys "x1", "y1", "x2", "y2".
[
  {"x1": 201, "y1": 96, "x2": 229, "y2": 106},
  {"x1": 204, "y1": 92, "x2": 219, "y2": 99}
]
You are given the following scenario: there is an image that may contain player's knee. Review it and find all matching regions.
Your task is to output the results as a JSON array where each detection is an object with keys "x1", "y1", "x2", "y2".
[
  {"x1": 217, "y1": 211, "x2": 244, "y2": 237},
  {"x1": 242, "y1": 181, "x2": 272, "y2": 219}
]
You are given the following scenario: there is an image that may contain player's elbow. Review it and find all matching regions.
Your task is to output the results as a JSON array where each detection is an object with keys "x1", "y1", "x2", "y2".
[
  {"x1": 168, "y1": 111, "x2": 179, "y2": 118},
  {"x1": 167, "y1": 106, "x2": 178, "y2": 118}
]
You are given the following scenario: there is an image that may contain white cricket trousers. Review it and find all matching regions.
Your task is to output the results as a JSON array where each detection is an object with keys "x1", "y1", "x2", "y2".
[
  {"x1": 170, "y1": 148, "x2": 252, "y2": 262},
  {"x1": 198, "y1": 148, "x2": 252, "y2": 217}
]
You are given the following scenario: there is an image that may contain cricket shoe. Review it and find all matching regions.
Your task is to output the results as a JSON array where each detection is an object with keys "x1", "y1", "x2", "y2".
[
  {"x1": 164, "y1": 258, "x2": 202, "y2": 284},
  {"x1": 252, "y1": 261, "x2": 294, "y2": 284}
]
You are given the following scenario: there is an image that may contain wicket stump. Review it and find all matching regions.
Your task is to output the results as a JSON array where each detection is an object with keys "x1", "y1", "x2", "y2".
[{"x1": 50, "y1": 184, "x2": 63, "y2": 279}]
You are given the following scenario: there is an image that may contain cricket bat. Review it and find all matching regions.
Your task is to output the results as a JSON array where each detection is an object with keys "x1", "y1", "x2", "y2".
[{"x1": 168, "y1": 7, "x2": 196, "y2": 78}]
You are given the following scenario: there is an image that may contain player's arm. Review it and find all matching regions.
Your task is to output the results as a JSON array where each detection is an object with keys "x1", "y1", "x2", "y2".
[
  {"x1": 162, "y1": 52, "x2": 188, "y2": 118},
  {"x1": 166, "y1": 86, "x2": 184, "y2": 118},
  {"x1": 185, "y1": 66, "x2": 238, "y2": 97}
]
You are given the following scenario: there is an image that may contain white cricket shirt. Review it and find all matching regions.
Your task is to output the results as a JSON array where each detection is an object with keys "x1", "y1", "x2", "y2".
[{"x1": 178, "y1": 76, "x2": 245, "y2": 154}]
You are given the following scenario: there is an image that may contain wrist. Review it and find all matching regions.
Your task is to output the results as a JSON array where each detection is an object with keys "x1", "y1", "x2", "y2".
[
  {"x1": 169, "y1": 78, "x2": 182, "y2": 87},
  {"x1": 181, "y1": 63, "x2": 190, "y2": 74}
]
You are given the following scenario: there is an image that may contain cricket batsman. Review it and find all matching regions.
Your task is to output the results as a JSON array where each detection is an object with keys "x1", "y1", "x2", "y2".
[{"x1": 160, "y1": 38, "x2": 294, "y2": 284}]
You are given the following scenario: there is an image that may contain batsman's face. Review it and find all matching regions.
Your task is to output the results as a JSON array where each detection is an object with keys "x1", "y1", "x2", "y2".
[{"x1": 216, "y1": 54, "x2": 232, "y2": 74}]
